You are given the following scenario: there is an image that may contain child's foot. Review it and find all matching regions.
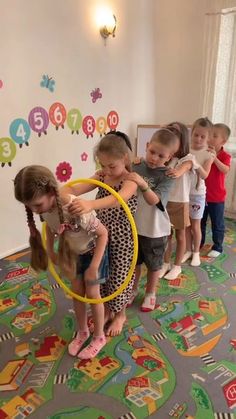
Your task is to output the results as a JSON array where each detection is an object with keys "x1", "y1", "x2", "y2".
[
  {"x1": 191, "y1": 252, "x2": 201, "y2": 266},
  {"x1": 127, "y1": 289, "x2": 138, "y2": 307},
  {"x1": 140, "y1": 293, "x2": 156, "y2": 312},
  {"x1": 208, "y1": 250, "x2": 221, "y2": 258},
  {"x1": 164, "y1": 265, "x2": 181, "y2": 280},
  {"x1": 158, "y1": 263, "x2": 171, "y2": 278},
  {"x1": 68, "y1": 330, "x2": 90, "y2": 356},
  {"x1": 78, "y1": 335, "x2": 106, "y2": 359},
  {"x1": 182, "y1": 251, "x2": 192, "y2": 263},
  {"x1": 106, "y1": 312, "x2": 126, "y2": 337}
]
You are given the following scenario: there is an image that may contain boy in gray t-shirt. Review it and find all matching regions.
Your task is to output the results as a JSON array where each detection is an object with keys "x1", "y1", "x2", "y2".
[{"x1": 127, "y1": 129, "x2": 177, "y2": 311}]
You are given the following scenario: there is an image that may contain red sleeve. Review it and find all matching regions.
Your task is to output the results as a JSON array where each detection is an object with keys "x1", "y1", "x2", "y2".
[{"x1": 220, "y1": 151, "x2": 231, "y2": 167}]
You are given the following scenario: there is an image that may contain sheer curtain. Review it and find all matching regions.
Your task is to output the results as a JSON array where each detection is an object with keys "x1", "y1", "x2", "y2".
[{"x1": 200, "y1": 0, "x2": 236, "y2": 152}]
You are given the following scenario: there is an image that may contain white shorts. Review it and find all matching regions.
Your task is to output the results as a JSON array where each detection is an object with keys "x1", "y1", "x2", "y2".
[{"x1": 189, "y1": 194, "x2": 205, "y2": 220}]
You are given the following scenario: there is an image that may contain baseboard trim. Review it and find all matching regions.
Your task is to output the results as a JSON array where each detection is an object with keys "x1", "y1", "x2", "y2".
[{"x1": 0, "y1": 244, "x2": 29, "y2": 260}]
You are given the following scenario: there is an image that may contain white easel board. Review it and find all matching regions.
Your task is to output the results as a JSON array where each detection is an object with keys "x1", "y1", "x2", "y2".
[
  {"x1": 136, "y1": 125, "x2": 161, "y2": 157},
  {"x1": 136, "y1": 124, "x2": 192, "y2": 157}
]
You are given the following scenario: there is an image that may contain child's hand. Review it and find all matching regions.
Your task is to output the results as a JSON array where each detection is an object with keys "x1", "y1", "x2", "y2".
[
  {"x1": 207, "y1": 146, "x2": 216, "y2": 160},
  {"x1": 133, "y1": 156, "x2": 142, "y2": 165},
  {"x1": 126, "y1": 172, "x2": 147, "y2": 189},
  {"x1": 69, "y1": 198, "x2": 92, "y2": 215},
  {"x1": 165, "y1": 168, "x2": 181, "y2": 178}
]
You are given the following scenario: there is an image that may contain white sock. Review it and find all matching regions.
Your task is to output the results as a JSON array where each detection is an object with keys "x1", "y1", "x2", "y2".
[
  {"x1": 191, "y1": 252, "x2": 201, "y2": 266},
  {"x1": 141, "y1": 293, "x2": 156, "y2": 312},
  {"x1": 158, "y1": 263, "x2": 171, "y2": 278},
  {"x1": 182, "y1": 251, "x2": 192, "y2": 263},
  {"x1": 164, "y1": 265, "x2": 181, "y2": 280}
]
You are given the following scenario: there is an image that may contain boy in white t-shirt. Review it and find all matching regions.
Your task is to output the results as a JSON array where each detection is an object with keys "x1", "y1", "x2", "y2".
[
  {"x1": 126, "y1": 129, "x2": 177, "y2": 311},
  {"x1": 182, "y1": 117, "x2": 214, "y2": 266}
]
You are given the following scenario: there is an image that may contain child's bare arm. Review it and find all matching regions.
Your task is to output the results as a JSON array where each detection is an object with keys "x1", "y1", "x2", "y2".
[
  {"x1": 166, "y1": 160, "x2": 193, "y2": 178},
  {"x1": 68, "y1": 180, "x2": 137, "y2": 215},
  {"x1": 197, "y1": 155, "x2": 214, "y2": 179},
  {"x1": 84, "y1": 222, "x2": 108, "y2": 281},
  {"x1": 60, "y1": 173, "x2": 99, "y2": 197},
  {"x1": 126, "y1": 172, "x2": 160, "y2": 205},
  {"x1": 214, "y1": 157, "x2": 230, "y2": 174}
]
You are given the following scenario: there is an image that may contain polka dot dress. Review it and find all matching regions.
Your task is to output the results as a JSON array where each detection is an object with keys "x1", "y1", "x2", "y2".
[{"x1": 96, "y1": 179, "x2": 137, "y2": 313}]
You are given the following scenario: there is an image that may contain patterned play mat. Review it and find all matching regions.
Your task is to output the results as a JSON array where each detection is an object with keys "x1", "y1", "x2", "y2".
[{"x1": 0, "y1": 219, "x2": 236, "y2": 419}]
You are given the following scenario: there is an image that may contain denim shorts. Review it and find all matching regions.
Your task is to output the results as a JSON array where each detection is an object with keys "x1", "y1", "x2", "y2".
[
  {"x1": 77, "y1": 246, "x2": 109, "y2": 285},
  {"x1": 189, "y1": 194, "x2": 206, "y2": 220},
  {"x1": 137, "y1": 235, "x2": 168, "y2": 271}
]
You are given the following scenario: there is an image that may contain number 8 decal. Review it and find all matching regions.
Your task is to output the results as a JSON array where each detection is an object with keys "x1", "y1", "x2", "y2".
[{"x1": 82, "y1": 115, "x2": 95, "y2": 138}]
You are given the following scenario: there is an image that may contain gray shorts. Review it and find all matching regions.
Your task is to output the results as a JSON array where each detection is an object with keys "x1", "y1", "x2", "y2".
[{"x1": 137, "y1": 235, "x2": 168, "y2": 271}]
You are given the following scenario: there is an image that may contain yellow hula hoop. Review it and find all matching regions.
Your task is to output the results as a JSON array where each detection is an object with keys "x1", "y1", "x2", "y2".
[{"x1": 42, "y1": 178, "x2": 138, "y2": 304}]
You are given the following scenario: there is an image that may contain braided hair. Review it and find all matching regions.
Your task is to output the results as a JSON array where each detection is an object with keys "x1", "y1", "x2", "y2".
[{"x1": 14, "y1": 165, "x2": 76, "y2": 278}]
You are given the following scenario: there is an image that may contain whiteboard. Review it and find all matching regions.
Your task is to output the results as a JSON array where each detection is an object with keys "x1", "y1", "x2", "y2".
[
  {"x1": 136, "y1": 124, "x2": 192, "y2": 157},
  {"x1": 136, "y1": 125, "x2": 161, "y2": 157}
]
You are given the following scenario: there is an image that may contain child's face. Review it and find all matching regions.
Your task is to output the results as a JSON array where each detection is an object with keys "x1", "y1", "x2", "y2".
[
  {"x1": 26, "y1": 192, "x2": 56, "y2": 214},
  {"x1": 208, "y1": 128, "x2": 226, "y2": 151},
  {"x1": 191, "y1": 126, "x2": 209, "y2": 150},
  {"x1": 98, "y1": 152, "x2": 127, "y2": 178},
  {"x1": 145, "y1": 142, "x2": 172, "y2": 169}
]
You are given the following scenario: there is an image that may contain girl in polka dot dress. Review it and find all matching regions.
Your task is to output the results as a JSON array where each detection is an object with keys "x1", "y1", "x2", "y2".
[{"x1": 63, "y1": 132, "x2": 138, "y2": 336}]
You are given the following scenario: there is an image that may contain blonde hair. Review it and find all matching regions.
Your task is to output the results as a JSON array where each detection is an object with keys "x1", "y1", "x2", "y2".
[
  {"x1": 14, "y1": 165, "x2": 76, "y2": 278},
  {"x1": 214, "y1": 123, "x2": 231, "y2": 140},
  {"x1": 192, "y1": 117, "x2": 213, "y2": 133},
  {"x1": 150, "y1": 128, "x2": 178, "y2": 150},
  {"x1": 94, "y1": 133, "x2": 132, "y2": 171}
]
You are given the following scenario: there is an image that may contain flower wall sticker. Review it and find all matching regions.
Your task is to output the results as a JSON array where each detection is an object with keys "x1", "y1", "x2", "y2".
[
  {"x1": 81, "y1": 152, "x2": 88, "y2": 162},
  {"x1": 55, "y1": 161, "x2": 72, "y2": 182},
  {"x1": 90, "y1": 88, "x2": 102, "y2": 103}
]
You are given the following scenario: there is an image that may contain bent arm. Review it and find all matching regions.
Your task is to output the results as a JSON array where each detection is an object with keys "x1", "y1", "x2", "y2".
[
  {"x1": 214, "y1": 158, "x2": 230, "y2": 174},
  {"x1": 69, "y1": 180, "x2": 137, "y2": 215},
  {"x1": 60, "y1": 173, "x2": 99, "y2": 197},
  {"x1": 197, "y1": 157, "x2": 213, "y2": 179},
  {"x1": 90, "y1": 223, "x2": 108, "y2": 269}
]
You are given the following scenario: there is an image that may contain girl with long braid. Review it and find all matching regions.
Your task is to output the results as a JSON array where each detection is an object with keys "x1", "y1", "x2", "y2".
[{"x1": 14, "y1": 165, "x2": 108, "y2": 359}]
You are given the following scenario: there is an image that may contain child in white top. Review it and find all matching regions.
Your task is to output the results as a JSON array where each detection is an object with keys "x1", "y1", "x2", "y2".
[
  {"x1": 182, "y1": 117, "x2": 214, "y2": 266},
  {"x1": 159, "y1": 122, "x2": 197, "y2": 280},
  {"x1": 14, "y1": 165, "x2": 108, "y2": 360}
]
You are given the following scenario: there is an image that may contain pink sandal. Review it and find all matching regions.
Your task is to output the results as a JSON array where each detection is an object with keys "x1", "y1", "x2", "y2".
[
  {"x1": 78, "y1": 335, "x2": 106, "y2": 359},
  {"x1": 68, "y1": 331, "x2": 90, "y2": 356}
]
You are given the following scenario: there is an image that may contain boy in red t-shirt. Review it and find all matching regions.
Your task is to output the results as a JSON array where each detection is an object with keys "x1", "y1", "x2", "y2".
[{"x1": 201, "y1": 123, "x2": 231, "y2": 257}]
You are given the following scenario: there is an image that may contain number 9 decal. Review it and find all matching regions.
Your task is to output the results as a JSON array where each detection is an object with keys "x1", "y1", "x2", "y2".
[{"x1": 96, "y1": 117, "x2": 107, "y2": 137}]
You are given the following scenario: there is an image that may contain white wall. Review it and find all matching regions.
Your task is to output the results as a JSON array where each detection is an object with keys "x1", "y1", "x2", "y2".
[
  {"x1": 154, "y1": 0, "x2": 208, "y2": 125},
  {"x1": 0, "y1": 0, "x2": 157, "y2": 257},
  {"x1": 1, "y1": 0, "x2": 218, "y2": 257}
]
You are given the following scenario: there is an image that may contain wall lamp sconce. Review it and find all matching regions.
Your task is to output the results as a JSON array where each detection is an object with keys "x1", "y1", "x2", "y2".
[
  {"x1": 97, "y1": 8, "x2": 117, "y2": 44},
  {"x1": 100, "y1": 14, "x2": 116, "y2": 39}
]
